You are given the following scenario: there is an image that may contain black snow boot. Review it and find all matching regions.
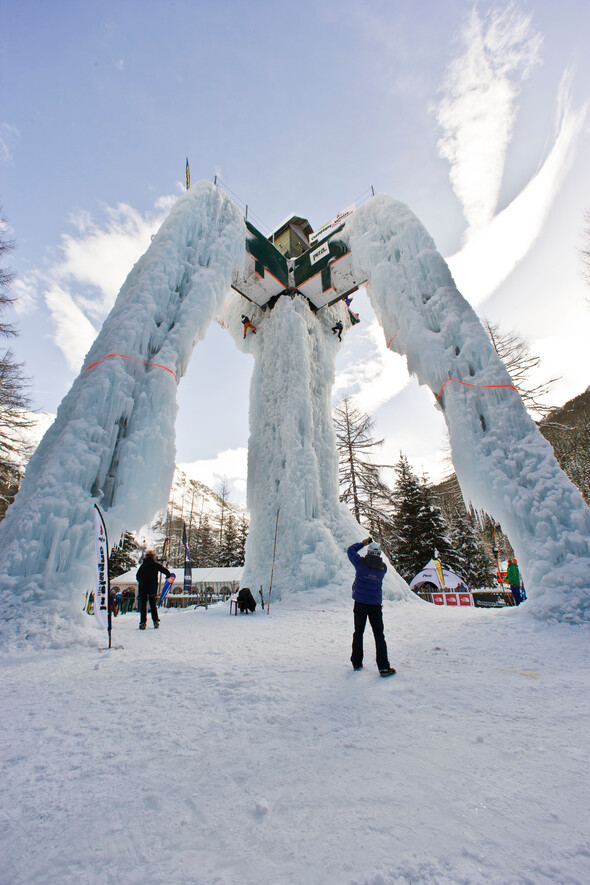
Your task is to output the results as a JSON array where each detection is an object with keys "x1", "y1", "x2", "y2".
[{"x1": 379, "y1": 667, "x2": 396, "y2": 677}]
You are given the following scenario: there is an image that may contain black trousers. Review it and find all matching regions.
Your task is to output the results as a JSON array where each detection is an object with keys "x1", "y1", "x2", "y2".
[
  {"x1": 351, "y1": 602, "x2": 389, "y2": 670},
  {"x1": 139, "y1": 590, "x2": 159, "y2": 625}
]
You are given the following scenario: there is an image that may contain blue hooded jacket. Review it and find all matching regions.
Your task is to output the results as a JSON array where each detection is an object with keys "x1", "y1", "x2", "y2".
[{"x1": 347, "y1": 542, "x2": 387, "y2": 605}]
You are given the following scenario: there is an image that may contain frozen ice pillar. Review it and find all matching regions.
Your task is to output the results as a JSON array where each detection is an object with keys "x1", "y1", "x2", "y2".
[
  {"x1": 225, "y1": 293, "x2": 388, "y2": 599},
  {"x1": 345, "y1": 194, "x2": 590, "y2": 621},
  {"x1": 0, "y1": 182, "x2": 245, "y2": 624}
]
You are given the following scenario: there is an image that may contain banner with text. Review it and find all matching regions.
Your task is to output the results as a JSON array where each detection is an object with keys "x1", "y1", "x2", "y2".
[{"x1": 94, "y1": 505, "x2": 110, "y2": 629}]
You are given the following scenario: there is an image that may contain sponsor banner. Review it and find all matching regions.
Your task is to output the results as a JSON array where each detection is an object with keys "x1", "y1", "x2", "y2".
[
  {"x1": 434, "y1": 558, "x2": 446, "y2": 589},
  {"x1": 309, "y1": 204, "x2": 355, "y2": 245},
  {"x1": 310, "y1": 242, "x2": 330, "y2": 265},
  {"x1": 182, "y1": 523, "x2": 192, "y2": 592},
  {"x1": 94, "y1": 505, "x2": 109, "y2": 629},
  {"x1": 159, "y1": 574, "x2": 176, "y2": 607},
  {"x1": 431, "y1": 591, "x2": 474, "y2": 607}
]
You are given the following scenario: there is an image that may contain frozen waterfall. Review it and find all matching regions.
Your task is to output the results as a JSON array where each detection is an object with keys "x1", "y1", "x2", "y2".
[
  {"x1": 0, "y1": 182, "x2": 245, "y2": 627},
  {"x1": 345, "y1": 194, "x2": 590, "y2": 621}
]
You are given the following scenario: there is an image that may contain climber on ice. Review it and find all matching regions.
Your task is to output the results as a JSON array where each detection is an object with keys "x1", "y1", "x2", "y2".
[
  {"x1": 241, "y1": 315, "x2": 257, "y2": 339},
  {"x1": 332, "y1": 321, "x2": 343, "y2": 342}
]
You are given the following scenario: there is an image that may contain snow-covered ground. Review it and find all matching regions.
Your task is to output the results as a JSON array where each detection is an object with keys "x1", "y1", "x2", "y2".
[{"x1": 3, "y1": 595, "x2": 589, "y2": 884}]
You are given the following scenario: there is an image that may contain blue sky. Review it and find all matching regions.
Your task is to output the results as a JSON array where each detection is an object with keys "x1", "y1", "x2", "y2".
[{"x1": 2, "y1": 0, "x2": 590, "y2": 502}]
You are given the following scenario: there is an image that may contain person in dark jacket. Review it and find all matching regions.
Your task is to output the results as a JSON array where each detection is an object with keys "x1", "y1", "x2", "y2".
[
  {"x1": 237, "y1": 587, "x2": 257, "y2": 613},
  {"x1": 347, "y1": 537, "x2": 395, "y2": 676},
  {"x1": 136, "y1": 550, "x2": 171, "y2": 630}
]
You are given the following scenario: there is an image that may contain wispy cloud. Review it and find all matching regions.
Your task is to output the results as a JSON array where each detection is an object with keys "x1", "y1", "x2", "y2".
[
  {"x1": 334, "y1": 316, "x2": 409, "y2": 413},
  {"x1": 434, "y1": 3, "x2": 542, "y2": 234},
  {"x1": 44, "y1": 284, "x2": 98, "y2": 371},
  {"x1": 447, "y1": 69, "x2": 588, "y2": 305},
  {"x1": 15, "y1": 196, "x2": 174, "y2": 369},
  {"x1": 0, "y1": 123, "x2": 20, "y2": 164}
]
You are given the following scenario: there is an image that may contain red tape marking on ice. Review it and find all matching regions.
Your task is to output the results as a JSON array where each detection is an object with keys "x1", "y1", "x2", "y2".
[
  {"x1": 435, "y1": 377, "x2": 518, "y2": 401},
  {"x1": 84, "y1": 354, "x2": 177, "y2": 381}
]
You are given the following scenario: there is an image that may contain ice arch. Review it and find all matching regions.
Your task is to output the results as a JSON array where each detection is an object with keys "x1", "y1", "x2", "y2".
[{"x1": 0, "y1": 183, "x2": 589, "y2": 631}]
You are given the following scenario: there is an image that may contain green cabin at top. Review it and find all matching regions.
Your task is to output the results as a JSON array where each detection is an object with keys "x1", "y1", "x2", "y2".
[{"x1": 231, "y1": 209, "x2": 367, "y2": 312}]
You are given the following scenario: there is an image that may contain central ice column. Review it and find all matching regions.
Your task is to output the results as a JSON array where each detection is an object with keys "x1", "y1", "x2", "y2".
[{"x1": 238, "y1": 295, "x2": 346, "y2": 598}]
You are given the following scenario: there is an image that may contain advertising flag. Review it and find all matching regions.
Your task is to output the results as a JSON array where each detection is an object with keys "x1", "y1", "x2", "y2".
[
  {"x1": 94, "y1": 504, "x2": 110, "y2": 631},
  {"x1": 159, "y1": 574, "x2": 176, "y2": 607},
  {"x1": 182, "y1": 523, "x2": 192, "y2": 593}
]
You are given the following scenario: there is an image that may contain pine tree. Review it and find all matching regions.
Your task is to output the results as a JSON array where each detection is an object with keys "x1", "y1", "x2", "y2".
[
  {"x1": 219, "y1": 513, "x2": 240, "y2": 567},
  {"x1": 192, "y1": 514, "x2": 218, "y2": 567},
  {"x1": 109, "y1": 530, "x2": 141, "y2": 579},
  {"x1": 235, "y1": 517, "x2": 248, "y2": 567},
  {"x1": 387, "y1": 454, "x2": 452, "y2": 582},
  {"x1": 447, "y1": 510, "x2": 496, "y2": 589}
]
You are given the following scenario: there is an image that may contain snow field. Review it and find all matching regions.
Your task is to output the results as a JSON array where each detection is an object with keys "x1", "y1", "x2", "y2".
[{"x1": 2, "y1": 600, "x2": 589, "y2": 884}]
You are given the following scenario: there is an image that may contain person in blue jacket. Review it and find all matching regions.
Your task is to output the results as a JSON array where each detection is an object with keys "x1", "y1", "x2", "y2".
[{"x1": 347, "y1": 537, "x2": 396, "y2": 676}]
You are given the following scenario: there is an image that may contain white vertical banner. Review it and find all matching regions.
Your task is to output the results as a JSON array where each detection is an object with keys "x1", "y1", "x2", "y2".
[{"x1": 94, "y1": 504, "x2": 109, "y2": 630}]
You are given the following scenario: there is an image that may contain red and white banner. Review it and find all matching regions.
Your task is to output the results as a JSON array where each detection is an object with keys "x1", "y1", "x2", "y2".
[
  {"x1": 431, "y1": 591, "x2": 473, "y2": 607},
  {"x1": 94, "y1": 505, "x2": 109, "y2": 629}
]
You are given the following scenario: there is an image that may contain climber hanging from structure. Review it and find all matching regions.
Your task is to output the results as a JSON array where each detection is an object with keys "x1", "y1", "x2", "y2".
[
  {"x1": 331, "y1": 320, "x2": 343, "y2": 341},
  {"x1": 241, "y1": 314, "x2": 257, "y2": 339}
]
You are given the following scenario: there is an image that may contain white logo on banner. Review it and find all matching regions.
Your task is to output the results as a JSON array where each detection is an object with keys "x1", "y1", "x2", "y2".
[{"x1": 310, "y1": 242, "x2": 330, "y2": 265}]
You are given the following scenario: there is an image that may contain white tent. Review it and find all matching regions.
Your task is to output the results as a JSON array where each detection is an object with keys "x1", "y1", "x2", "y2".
[
  {"x1": 409, "y1": 560, "x2": 468, "y2": 593},
  {"x1": 112, "y1": 566, "x2": 243, "y2": 596}
]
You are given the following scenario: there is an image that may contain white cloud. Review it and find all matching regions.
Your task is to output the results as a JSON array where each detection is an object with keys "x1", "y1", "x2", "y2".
[
  {"x1": 58, "y1": 199, "x2": 174, "y2": 317},
  {"x1": 44, "y1": 284, "x2": 98, "y2": 371},
  {"x1": 434, "y1": 3, "x2": 542, "y2": 233},
  {"x1": 18, "y1": 195, "x2": 175, "y2": 369},
  {"x1": 447, "y1": 74, "x2": 588, "y2": 305},
  {"x1": 178, "y1": 448, "x2": 248, "y2": 503},
  {"x1": 11, "y1": 276, "x2": 38, "y2": 315},
  {"x1": 334, "y1": 317, "x2": 410, "y2": 413}
]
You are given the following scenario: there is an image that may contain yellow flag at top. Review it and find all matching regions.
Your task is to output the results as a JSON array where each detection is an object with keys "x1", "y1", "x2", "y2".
[{"x1": 185, "y1": 158, "x2": 190, "y2": 190}]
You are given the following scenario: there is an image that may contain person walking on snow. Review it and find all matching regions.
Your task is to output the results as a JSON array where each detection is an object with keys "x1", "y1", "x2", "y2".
[
  {"x1": 332, "y1": 321, "x2": 343, "y2": 341},
  {"x1": 136, "y1": 550, "x2": 171, "y2": 629},
  {"x1": 241, "y1": 315, "x2": 257, "y2": 339},
  {"x1": 347, "y1": 538, "x2": 395, "y2": 676}
]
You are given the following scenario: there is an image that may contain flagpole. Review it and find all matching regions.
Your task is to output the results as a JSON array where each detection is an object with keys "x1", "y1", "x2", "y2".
[{"x1": 267, "y1": 508, "x2": 280, "y2": 615}]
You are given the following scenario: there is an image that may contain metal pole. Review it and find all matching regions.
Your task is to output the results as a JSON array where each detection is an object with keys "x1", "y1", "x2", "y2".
[{"x1": 267, "y1": 508, "x2": 280, "y2": 614}]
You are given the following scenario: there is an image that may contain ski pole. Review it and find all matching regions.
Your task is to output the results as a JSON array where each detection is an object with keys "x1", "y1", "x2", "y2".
[{"x1": 267, "y1": 508, "x2": 279, "y2": 615}]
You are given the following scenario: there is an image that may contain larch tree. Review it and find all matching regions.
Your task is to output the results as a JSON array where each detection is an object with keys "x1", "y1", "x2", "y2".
[
  {"x1": 483, "y1": 319, "x2": 558, "y2": 418},
  {"x1": 0, "y1": 207, "x2": 34, "y2": 521},
  {"x1": 333, "y1": 397, "x2": 392, "y2": 539}
]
